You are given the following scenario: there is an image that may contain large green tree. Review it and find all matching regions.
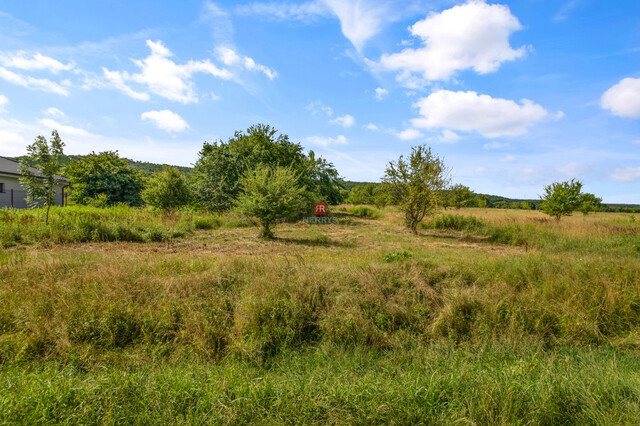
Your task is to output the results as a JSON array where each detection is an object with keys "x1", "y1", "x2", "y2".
[
  {"x1": 236, "y1": 165, "x2": 306, "y2": 239},
  {"x1": 65, "y1": 151, "x2": 145, "y2": 206},
  {"x1": 19, "y1": 130, "x2": 66, "y2": 225},
  {"x1": 191, "y1": 124, "x2": 343, "y2": 212},
  {"x1": 384, "y1": 145, "x2": 450, "y2": 234}
]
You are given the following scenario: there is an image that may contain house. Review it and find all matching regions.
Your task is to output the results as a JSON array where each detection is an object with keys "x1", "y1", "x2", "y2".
[{"x1": 0, "y1": 156, "x2": 69, "y2": 209}]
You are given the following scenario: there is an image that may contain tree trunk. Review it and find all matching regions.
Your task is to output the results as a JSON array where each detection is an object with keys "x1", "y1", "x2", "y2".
[{"x1": 46, "y1": 203, "x2": 51, "y2": 225}]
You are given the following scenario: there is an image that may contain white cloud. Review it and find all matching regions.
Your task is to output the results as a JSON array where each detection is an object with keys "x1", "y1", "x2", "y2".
[
  {"x1": 395, "y1": 128, "x2": 423, "y2": 140},
  {"x1": 306, "y1": 100, "x2": 333, "y2": 116},
  {"x1": 411, "y1": 90, "x2": 549, "y2": 138},
  {"x1": 322, "y1": 0, "x2": 390, "y2": 51},
  {"x1": 365, "y1": 123, "x2": 379, "y2": 130},
  {"x1": 141, "y1": 110, "x2": 190, "y2": 133},
  {"x1": 375, "y1": 87, "x2": 388, "y2": 100},
  {"x1": 38, "y1": 118, "x2": 93, "y2": 137},
  {"x1": 611, "y1": 167, "x2": 640, "y2": 182},
  {"x1": 102, "y1": 68, "x2": 150, "y2": 101},
  {"x1": 0, "y1": 67, "x2": 70, "y2": 95},
  {"x1": 0, "y1": 51, "x2": 74, "y2": 73},
  {"x1": 330, "y1": 114, "x2": 355, "y2": 127},
  {"x1": 601, "y1": 77, "x2": 640, "y2": 119},
  {"x1": 215, "y1": 46, "x2": 277, "y2": 79},
  {"x1": 43, "y1": 107, "x2": 65, "y2": 118},
  {"x1": 0, "y1": 94, "x2": 7, "y2": 113},
  {"x1": 372, "y1": 0, "x2": 526, "y2": 87},
  {"x1": 483, "y1": 141, "x2": 510, "y2": 150},
  {"x1": 102, "y1": 40, "x2": 235, "y2": 103},
  {"x1": 306, "y1": 134, "x2": 348, "y2": 147},
  {"x1": 438, "y1": 129, "x2": 460, "y2": 143}
]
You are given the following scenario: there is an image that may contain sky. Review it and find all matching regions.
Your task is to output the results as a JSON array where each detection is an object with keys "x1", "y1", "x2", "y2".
[{"x1": 0, "y1": 0, "x2": 638, "y2": 202}]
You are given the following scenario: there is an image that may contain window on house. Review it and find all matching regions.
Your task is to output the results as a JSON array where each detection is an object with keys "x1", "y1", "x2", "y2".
[{"x1": 0, "y1": 182, "x2": 5, "y2": 193}]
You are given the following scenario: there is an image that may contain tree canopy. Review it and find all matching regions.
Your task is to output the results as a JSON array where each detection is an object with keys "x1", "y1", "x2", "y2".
[
  {"x1": 191, "y1": 124, "x2": 343, "y2": 212},
  {"x1": 65, "y1": 151, "x2": 145, "y2": 206}
]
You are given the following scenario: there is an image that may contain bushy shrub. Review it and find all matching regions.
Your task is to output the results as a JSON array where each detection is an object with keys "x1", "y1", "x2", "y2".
[
  {"x1": 347, "y1": 206, "x2": 381, "y2": 218},
  {"x1": 424, "y1": 214, "x2": 485, "y2": 232}
]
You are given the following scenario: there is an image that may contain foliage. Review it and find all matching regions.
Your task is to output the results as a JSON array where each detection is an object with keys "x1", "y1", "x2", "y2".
[
  {"x1": 346, "y1": 182, "x2": 389, "y2": 207},
  {"x1": 141, "y1": 166, "x2": 191, "y2": 210},
  {"x1": 18, "y1": 130, "x2": 66, "y2": 225},
  {"x1": 191, "y1": 124, "x2": 343, "y2": 212},
  {"x1": 424, "y1": 214, "x2": 485, "y2": 232},
  {"x1": 443, "y1": 184, "x2": 475, "y2": 209},
  {"x1": 540, "y1": 179, "x2": 588, "y2": 220},
  {"x1": 383, "y1": 145, "x2": 450, "y2": 233},
  {"x1": 236, "y1": 165, "x2": 306, "y2": 239},
  {"x1": 346, "y1": 206, "x2": 381, "y2": 218},
  {"x1": 579, "y1": 192, "x2": 602, "y2": 215},
  {"x1": 65, "y1": 151, "x2": 145, "y2": 206}
]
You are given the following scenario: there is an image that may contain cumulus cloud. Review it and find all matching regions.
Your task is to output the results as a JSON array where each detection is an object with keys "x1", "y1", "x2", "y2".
[
  {"x1": 611, "y1": 167, "x2": 640, "y2": 182},
  {"x1": 322, "y1": 0, "x2": 390, "y2": 51},
  {"x1": 372, "y1": 0, "x2": 526, "y2": 87},
  {"x1": 0, "y1": 67, "x2": 70, "y2": 95},
  {"x1": 395, "y1": 128, "x2": 423, "y2": 140},
  {"x1": 330, "y1": 114, "x2": 355, "y2": 127},
  {"x1": 141, "y1": 109, "x2": 190, "y2": 133},
  {"x1": 365, "y1": 123, "x2": 379, "y2": 130},
  {"x1": 102, "y1": 40, "x2": 247, "y2": 103},
  {"x1": 411, "y1": 90, "x2": 549, "y2": 138},
  {"x1": 601, "y1": 77, "x2": 640, "y2": 119},
  {"x1": 306, "y1": 134, "x2": 348, "y2": 147},
  {"x1": 0, "y1": 51, "x2": 74, "y2": 73},
  {"x1": 375, "y1": 87, "x2": 388, "y2": 100},
  {"x1": 0, "y1": 94, "x2": 7, "y2": 113}
]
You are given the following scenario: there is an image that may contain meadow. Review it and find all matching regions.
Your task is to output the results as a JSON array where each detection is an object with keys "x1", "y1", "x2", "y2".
[{"x1": 1, "y1": 205, "x2": 640, "y2": 423}]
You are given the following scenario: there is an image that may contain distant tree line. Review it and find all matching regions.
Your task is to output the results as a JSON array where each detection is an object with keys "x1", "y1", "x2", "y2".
[{"x1": 16, "y1": 125, "x2": 639, "y2": 236}]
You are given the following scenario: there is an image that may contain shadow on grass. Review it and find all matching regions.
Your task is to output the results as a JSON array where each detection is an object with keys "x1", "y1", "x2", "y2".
[
  {"x1": 418, "y1": 230, "x2": 492, "y2": 244},
  {"x1": 275, "y1": 236, "x2": 355, "y2": 248}
]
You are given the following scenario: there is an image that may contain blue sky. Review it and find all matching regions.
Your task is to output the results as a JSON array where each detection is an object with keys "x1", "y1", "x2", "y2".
[{"x1": 0, "y1": 0, "x2": 638, "y2": 202}]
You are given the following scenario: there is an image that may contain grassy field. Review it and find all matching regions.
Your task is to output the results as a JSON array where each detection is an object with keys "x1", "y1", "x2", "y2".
[{"x1": 1, "y1": 205, "x2": 640, "y2": 423}]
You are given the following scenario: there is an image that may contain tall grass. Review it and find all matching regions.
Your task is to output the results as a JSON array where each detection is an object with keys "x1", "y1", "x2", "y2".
[
  {"x1": 2, "y1": 206, "x2": 640, "y2": 422},
  {"x1": 0, "y1": 206, "x2": 252, "y2": 247}
]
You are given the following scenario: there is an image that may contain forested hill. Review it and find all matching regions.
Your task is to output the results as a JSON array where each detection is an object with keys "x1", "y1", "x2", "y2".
[{"x1": 10, "y1": 155, "x2": 192, "y2": 176}]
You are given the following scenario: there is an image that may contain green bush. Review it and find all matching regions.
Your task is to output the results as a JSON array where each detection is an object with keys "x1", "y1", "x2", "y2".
[
  {"x1": 347, "y1": 206, "x2": 381, "y2": 218},
  {"x1": 424, "y1": 214, "x2": 485, "y2": 232},
  {"x1": 383, "y1": 250, "x2": 413, "y2": 262}
]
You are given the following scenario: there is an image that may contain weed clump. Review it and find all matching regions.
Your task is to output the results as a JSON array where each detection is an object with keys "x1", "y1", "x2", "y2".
[{"x1": 383, "y1": 250, "x2": 413, "y2": 263}]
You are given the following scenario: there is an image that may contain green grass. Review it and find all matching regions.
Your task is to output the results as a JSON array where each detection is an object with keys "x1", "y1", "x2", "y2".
[{"x1": 1, "y1": 205, "x2": 640, "y2": 422}]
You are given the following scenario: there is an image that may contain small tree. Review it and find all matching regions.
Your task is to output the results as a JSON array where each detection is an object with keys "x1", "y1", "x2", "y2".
[
  {"x1": 383, "y1": 145, "x2": 450, "y2": 234},
  {"x1": 578, "y1": 193, "x2": 602, "y2": 215},
  {"x1": 19, "y1": 130, "x2": 65, "y2": 225},
  {"x1": 539, "y1": 179, "x2": 584, "y2": 220},
  {"x1": 142, "y1": 166, "x2": 191, "y2": 211},
  {"x1": 237, "y1": 165, "x2": 305, "y2": 239}
]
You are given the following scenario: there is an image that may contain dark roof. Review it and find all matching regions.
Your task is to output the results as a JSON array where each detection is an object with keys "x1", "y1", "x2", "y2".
[{"x1": 0, "y1": 156, "x2": 69, "y2": 182}]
